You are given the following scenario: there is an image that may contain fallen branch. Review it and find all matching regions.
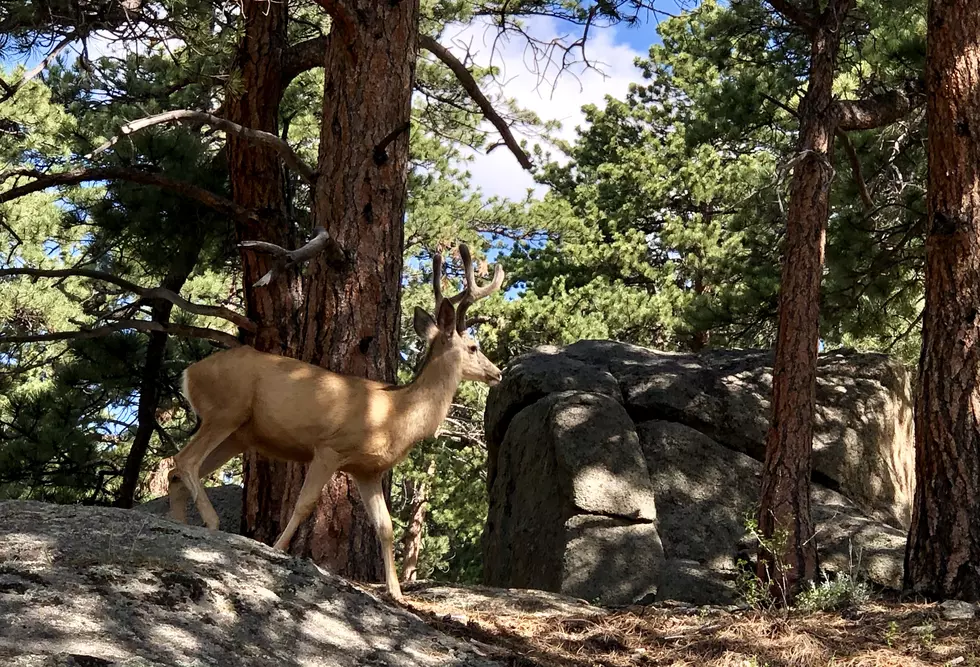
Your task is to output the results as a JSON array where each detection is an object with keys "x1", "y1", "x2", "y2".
[
  {"x1": 87, "y1": 110, "x2": 317, "y2": 185},
  {"x1": 419, "y1": 34, "x2": 533, "y2": 171},
  {"x1": 0, "y1": 320, "x2": 241, "y2": 348},
  {"x1": 0, "y1": 267, "x2": 256, "y2": 332},
  {"x1": 0, "y1": 167, "x2": 261, "y2": 224},
  {"x1": 240, "y1": 226, "x2": 346, "y2": 287}
]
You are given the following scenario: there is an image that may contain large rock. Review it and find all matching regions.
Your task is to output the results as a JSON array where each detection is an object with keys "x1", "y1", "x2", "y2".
[
  {"x1": 136, "y1": 483, "x2": 244, "y2": 533},
  {"x1": 483, "y1": 391, "x2": 663, "y2": 605},
  {"x1": 0, "y1": 500, "x2": 502, "y2": 667},
  {"x1": 483, "y1": 341, "x2": 913, "y2": 605},
  {"x1": 483, "y1": 345, "x2": 622, "y2": 471},
  {"x1": 638, "y1": 420, "x2": 907, "y2": 593},
  {"x1": 562, "y1": 341, "x2": 915, "y2": 529}
]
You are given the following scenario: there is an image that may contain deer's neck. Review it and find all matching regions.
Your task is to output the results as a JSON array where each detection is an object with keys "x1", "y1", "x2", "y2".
[{"x1": 391, "y1": 350, "x2": 462, "y2": 450}]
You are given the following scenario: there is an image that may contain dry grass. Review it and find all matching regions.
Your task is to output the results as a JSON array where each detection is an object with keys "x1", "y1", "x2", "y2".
[{"x1": 402, "y1": 595, "x2": 980, "y2": 667}]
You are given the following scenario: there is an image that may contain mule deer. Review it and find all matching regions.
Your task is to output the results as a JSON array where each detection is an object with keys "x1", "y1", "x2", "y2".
[{"x1": 167, "y1": 244, "x2": 504, "y2": 600}]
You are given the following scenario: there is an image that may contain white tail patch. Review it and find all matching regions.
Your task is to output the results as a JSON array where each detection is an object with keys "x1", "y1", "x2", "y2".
[{"x1": 180, "y1": 369, "x2": 198, "y2": 417}]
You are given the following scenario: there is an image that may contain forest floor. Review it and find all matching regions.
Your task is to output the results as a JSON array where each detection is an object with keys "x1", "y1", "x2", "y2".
[{"x1": 387, "y1": 583, "x2": 980, "y2": 667}]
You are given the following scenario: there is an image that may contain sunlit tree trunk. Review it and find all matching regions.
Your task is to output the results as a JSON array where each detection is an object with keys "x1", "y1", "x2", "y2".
[
  {"x1": 904, "y1": 0, "x2": 980, "y2": 602},
  {"x1": 401, "y1": 459, "x2": 437, "y2": 582},
  {"x1": 240, "y1": 0, "x2": 419, "y2": 583},
  {"x1": 757, "y1": 0, "x2": 853, "y2": 599}
]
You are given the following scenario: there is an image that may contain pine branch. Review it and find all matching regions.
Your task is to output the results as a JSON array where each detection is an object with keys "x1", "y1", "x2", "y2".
[
  {"x1": 310, "y1": 0, "x2": 357, "y2": 38},
  {"x1": 240, "y1": 225, "x2": 347, "y2": 287},
  {"x1": 283, "y1": 36, "x2": 329, "y2": 87},
  {"x1": 764, "y1": 0, "x2": 815, "y2": 32},
  {"x1": 0, "y1": 267, "x2": 256, "y2": 332},
  {"x1": 419, "y1": 34, "x2": 534, "y2": 171},
  {"x1": 0, "y1": 320, "x2": 241, "y2": 348},
  {"x1": 87, "y1": 110, "x2": 317, "y2": 185},
  {"x1": 836, "y1": 90, "x2": 912, "y2": 132},
  {"x1": 0, "y1": 167, "x2": 262, "y2": 224}
]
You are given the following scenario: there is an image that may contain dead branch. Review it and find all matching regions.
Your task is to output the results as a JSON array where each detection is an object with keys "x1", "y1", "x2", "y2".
[
  {"x1": 0, "y1": 320, "x2": 241, "y2": 348},
  {"x1": 419, "y1": 34, "x2": 533, "y2": 171},
  {"x1": 0, "y1": 267, "x2": 256, "y2": 332},
  {"x1": 0, "y1": 167, "x2": 262, "y2": 224},
  {"x1": 0, "y1": 31, "x2": 78, "y2": 103},
  {"x1": 374, "y1": 121, "x2": 411, "y2": 166},
  {"x1": 87, "y1": 110, "x2": 317, "y2": 185},
  {"x1": 239, "y1": 226, "x2": 346, "y2": 287}
]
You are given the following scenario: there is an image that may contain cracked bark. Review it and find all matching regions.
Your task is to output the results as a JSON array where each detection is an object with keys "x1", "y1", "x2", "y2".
[
  {"x1": 757, "y1": 2, "x2": 853, "y2": 599},
  {"x1": 241, "y1": 0, "x2": 419, "y2": 583},
  {"x1": 904, "y1": 0, "x2": 980, "y2": 602}
]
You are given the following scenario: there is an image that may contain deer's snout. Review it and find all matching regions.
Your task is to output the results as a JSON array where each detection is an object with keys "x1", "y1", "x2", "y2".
[{"x1": 485, "y1": 363, "x2": 503, "y2": 386}]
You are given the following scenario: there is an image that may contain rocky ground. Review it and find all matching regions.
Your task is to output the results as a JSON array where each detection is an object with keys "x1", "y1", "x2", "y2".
[{"x1": 2, "y1": 500, "x2": 978, "y2": 667}]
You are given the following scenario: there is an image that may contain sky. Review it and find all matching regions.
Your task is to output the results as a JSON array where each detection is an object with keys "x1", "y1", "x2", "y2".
[{"x1": 442, "y1": 3, "x2": 687, "y2": 202}]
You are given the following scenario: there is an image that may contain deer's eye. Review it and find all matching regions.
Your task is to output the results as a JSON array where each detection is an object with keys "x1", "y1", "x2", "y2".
[{"x1": 468, "y1": 345, "x2": 478, "y2": 353}]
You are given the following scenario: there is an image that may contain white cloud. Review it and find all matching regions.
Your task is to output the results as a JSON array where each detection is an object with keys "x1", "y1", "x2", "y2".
[{"x1": 434, "y1": 17, "x2": 644, "y2": 202}]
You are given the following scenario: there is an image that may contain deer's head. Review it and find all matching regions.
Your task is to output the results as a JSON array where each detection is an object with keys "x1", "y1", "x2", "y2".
[{"x1": 413, "y1": 244, "x2": 504, "y2": 386}]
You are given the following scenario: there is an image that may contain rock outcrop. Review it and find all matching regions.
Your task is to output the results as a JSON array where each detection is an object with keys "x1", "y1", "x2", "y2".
[
  {"x1": 483, "y1": 341, "x2": 914, "y2": 605},
  {"x1": 0, "y1": 500, "x2": 503, "y2": 667},
  {"x1": 136, "y1": 483, "x2": 244, "y2": 533}
]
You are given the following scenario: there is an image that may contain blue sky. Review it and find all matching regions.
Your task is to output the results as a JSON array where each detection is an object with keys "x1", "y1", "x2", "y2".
[{"x1": 611, "y1": 0, "x2": 688, "y2": 51}]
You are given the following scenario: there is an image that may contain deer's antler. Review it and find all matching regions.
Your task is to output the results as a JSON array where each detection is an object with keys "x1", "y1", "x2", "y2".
[{"x1": 429, "y1": 244, "x2": 504, "y2": 333}]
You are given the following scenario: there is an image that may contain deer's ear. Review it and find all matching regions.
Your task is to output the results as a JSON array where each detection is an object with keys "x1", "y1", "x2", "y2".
[
  {"x1": 436, "y1": 299, "x2": 456, "y2": 334},
  {"x1": 413, "y1": 307, "x2": 439, "y2": 342}
]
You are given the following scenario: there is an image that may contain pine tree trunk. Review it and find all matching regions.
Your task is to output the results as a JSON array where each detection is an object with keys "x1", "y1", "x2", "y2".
[
  {"x1": 401, "y1": 459, "x2": 436, "y2": 582},
  {"x1": 756, "y1": 8, "x2": 851, "y2": 598},
  {"x1": 240, "y1": 0, "x2": 419, "y2": 584},
  {"x1": 904, "y1": 0, "x2": 980, "y2": 601},
  {"x1": 115, "y1": 253, "x2": 198, "y2": 508},
  {"x1": 223, "y1": 0, "x2": 310, "y2": 550},
  {"x1": 223, "y1": 0, "x2": 302, "y2": 356}
]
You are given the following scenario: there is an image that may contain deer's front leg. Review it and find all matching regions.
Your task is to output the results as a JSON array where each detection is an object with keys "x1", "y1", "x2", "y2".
[{"x1": 353, "y1": 473, "x2": 402, "y2": 601}]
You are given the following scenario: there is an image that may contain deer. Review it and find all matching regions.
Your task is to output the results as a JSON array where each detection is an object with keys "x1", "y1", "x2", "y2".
[{"x1": 166, "y1": 243, "x2": 504, "y2": 600}]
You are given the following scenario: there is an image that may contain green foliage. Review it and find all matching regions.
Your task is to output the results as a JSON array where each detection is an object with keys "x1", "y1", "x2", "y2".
[{"x1": 795, "y1": 571, "x2": 871, "y2": 613}]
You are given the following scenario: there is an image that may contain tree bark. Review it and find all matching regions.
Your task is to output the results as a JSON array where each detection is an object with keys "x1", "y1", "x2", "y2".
[
  {"x1": 279, "y1": 0, "x2": 418, "y2": 583},
  {"x1": 401, "y1": 459, "x2": 437, "y2": 582},
  {"x1": 227, "y1": 0, "x2": 314, "y2": 553},
  {"x1": 239, "y1": 0, "x2": 419, "y2": 584},
  {"x1": 223, "y1": 0, "x2": 302, "y2": 356},
  {"x1": 756, "y1": 2, "x2": 852, "y2": 599},
  {"x1": 904, "y1": 0, "x2": 980, "y2": 602}
]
